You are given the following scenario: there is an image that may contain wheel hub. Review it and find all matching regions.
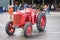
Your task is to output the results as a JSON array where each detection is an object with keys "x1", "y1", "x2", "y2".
[
  {"x1": 40, "y1": 16, "x2": 46, "y2": 29},
  {"x1": 27, "y1": 26, "x2": 32, "y2": 36},
  {"x1": 8, "y1": 23, "x2": 14, "y2": 33}
]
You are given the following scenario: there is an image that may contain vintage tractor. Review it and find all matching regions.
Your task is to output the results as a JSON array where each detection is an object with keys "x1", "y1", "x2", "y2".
[{"x1": 5, "y1": 8, "x2": 46, "y2": 38}]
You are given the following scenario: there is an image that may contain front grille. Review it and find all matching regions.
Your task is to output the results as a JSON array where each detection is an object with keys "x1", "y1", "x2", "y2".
[{"x1": 13, "y1": 14, "x2": 20, "y2": 25}]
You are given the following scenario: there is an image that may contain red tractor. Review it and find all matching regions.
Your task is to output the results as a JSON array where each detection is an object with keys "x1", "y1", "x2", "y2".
[{"x1": 5, "y1": 8, "x2": 46, "y2": 38}]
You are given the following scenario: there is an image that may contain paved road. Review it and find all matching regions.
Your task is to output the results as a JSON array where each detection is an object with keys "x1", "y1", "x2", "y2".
[{"x1": 0, "y1": 12, "x2": 60, "y2": 40}]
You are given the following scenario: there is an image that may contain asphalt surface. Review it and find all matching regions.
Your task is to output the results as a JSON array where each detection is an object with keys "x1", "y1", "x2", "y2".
[{"x1": 0, "y1": 12, "x2": 60, "y2": 40}]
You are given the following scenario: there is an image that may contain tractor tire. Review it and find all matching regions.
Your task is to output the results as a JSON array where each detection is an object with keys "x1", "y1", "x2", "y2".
[
  {"x1": 36, "y1": 12, "x2": 46, "y2": 31},
  {"x1": 24, "y1": 22, "x2": 32, "y2": 38},
  {"x1": 5, "y1": 21, "x2": 15, "y2": 35}
]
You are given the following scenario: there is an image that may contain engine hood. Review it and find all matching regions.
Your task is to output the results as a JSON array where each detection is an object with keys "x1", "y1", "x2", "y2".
[{"x1": 13, "y1": 11, "x2": 24, "y2": 15}]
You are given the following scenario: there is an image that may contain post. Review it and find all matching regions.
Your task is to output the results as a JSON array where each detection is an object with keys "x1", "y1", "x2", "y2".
[
  {"x1": 32, "y1": 0, "x2": 34, "y2": 7},
  {"x1": 22, "y1": 0, "x2": 24, "y2": 5},
  {"x1": 32, "y1": 0, "x2": 34, "y2": 5},
  {"x1": 11, "y1": 0, "x2": 14, "y2": 7},
  {"x1": 54, "y1": 0, "x2": 57, "y2": 10},
  {"x1": 42, "y1": 0, "x2": 44, "y2": 5}
]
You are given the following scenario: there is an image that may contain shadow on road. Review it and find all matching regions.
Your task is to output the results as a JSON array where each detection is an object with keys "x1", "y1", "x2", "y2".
[{"x1": 4, "y1": 31, "x2": 46, "y2": 40}]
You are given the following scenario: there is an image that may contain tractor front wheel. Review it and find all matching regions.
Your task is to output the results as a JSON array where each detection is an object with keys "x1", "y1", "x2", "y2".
[
  {"x1": 5, "y1": 21, "x2": 15, "y2": 35},
  {"x1": 37, "y1": 12, "x2": 46, "y2": 31},
  {"x1": 24, "y1": 22, "x2": 32, "y2": 38}
]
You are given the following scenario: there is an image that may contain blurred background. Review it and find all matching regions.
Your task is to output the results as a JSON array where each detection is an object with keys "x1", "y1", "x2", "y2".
[{"x1": 0, "y1": 0, "x2": 60, "y2": 12}]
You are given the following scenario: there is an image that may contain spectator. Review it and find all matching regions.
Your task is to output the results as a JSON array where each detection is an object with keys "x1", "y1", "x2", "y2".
[
  {"x1": 51, "y1": 4, "x2": 54, "y2": 11},
  {"x1": 43, "y1": 5, "x2": 47, "y2": 11},
  {"x1": 47, "y1": 5, "x2": 50, "y2": 15},
  {"x1": 29, "y1": 5, "x2": 32, "y2": 8},
  {"x1": 17, "y1": 3, "x2": 21, "y2": 11},
  {"x1": 20, "y1": 5, "x2": 24, "y2": 10},
  {"x1": 58, "y1": 3, "x2": 60, "y2": 11},
  {"x1": 14, "y1": 2, "x2": 19, "y2": 11},
  {"x1": 32, "y1": 4, "x2": 36, "y2": 9},
  {"x1": 43, "y1": 5, "x2": 50, "y2": 15},
  {"x1": 24, "y1": 3, "x2": 29, "y2": 9},
  {"x1": 3, "y1": 7, "x2": 6, "y2": 12},
  {"x1": 14, "y1": 4, "x2": 18, "y2": 11}
]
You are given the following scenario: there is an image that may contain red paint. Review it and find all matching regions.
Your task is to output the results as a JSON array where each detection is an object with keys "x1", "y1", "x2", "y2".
[
  {"x1": 12, "y1": 8, "x2": 45, "y2": 28},
  {"x1": 27, "y1": 26, "x2": 32, "y2": 36},
  {"x1": 40, "y1": 16, "x2": 46, "y2": 29}
]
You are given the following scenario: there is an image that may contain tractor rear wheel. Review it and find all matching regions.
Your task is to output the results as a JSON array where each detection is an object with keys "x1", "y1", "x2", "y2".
[
  {"x1": 5, "y1": 21, "x2": 15, "y2": 35},
  {"x1": 36, "y1": 12, "x2": 46, "y2": 31},
  {"x1": 24, "y1": 22, "x2": 32, "y2": 38}
]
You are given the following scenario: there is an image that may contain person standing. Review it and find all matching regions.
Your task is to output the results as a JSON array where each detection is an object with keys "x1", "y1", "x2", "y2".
[
  {"x1": 43, "y1": 5, "x2": 48, "y2": 15},
  {"x1": 24, "y1": 3, "x2": 29, "y2": 9},
  {"x1": 14, "y1": 2, "x2": 19, "y2": 11},
  {"x1": 17, "y1": 3, "x2": 21, "y2": 11},
  {"x1": 51, "y1": 4, "x2": 54, "y2": 11},
  {"x1": 47, "y1": 5, "x2": 50, "y2": 15}
]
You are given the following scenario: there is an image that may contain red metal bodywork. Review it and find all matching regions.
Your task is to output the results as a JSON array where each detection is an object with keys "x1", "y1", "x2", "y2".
[{"x1": 13, "y1": 8, "x2": 40, "y2": 28}]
